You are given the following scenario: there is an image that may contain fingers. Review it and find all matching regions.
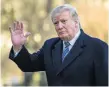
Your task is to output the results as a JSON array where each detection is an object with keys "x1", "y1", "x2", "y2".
[
  {"x1": 9, "y1": 21, "x2": 24, "y2": 32},
  {"x1": 21, "y1": 22, "x2": 23, "y2": 31},
  {"x1": 14, "y1": 21, "x2": 23, "y2": 31},
  {"x1": 24, "y1": 32, "x2": 31, "y2": 38},
  {"x1": 9, "y1": 26, "x2": 13, "y2": 33},
  {"x1": 14, "y1": 21, "x2": 19, "y2": 30}
]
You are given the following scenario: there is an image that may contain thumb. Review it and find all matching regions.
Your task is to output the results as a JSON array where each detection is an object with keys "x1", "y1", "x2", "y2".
[{"x1": 24, "y1": 32, "x2": 31, "y2": 38}]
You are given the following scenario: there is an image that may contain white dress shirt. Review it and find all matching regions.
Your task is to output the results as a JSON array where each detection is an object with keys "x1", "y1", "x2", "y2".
[{"x1": 63, "y1": 29, "x2": 81, "y2": 53}]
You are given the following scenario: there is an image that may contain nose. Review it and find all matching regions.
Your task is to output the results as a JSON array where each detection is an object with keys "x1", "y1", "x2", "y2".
[{"x1": 58, "y1": 22, "x2": 63, "y2": 29}]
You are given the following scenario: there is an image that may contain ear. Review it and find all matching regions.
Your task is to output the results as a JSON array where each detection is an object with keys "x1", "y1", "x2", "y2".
[{"x1": 74, "y1": 20, "x2": 78, "y2": 28}]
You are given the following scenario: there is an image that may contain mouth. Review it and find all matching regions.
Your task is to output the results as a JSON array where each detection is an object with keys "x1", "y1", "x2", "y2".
[{"x1": 58, "y1": 31, "x2": 66, "y2": 35}]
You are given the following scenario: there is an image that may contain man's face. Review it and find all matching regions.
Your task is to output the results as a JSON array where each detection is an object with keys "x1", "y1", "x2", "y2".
[{"x1": 53, "y1": 11, "x2": 78, "y2": 41}]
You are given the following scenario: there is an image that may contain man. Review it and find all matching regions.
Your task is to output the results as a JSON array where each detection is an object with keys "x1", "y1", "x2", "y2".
[{"x1": 9, "y1": 4, "x2": 108, "y2": 86}]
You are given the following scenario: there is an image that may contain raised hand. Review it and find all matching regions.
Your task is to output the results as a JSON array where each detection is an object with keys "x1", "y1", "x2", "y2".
[{"x1": 9, "y1": 21, "x2": 31, "y2": 52}]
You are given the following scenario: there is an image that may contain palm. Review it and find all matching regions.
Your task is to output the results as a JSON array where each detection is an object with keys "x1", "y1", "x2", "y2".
[{"x1": 11, "y1": 29, "x2": 26, "y2": 46}]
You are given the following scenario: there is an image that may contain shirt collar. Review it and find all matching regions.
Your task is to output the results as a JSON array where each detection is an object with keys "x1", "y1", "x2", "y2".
[{"x1": 63, "y1": 29, "x2": 81, "y2": 46}]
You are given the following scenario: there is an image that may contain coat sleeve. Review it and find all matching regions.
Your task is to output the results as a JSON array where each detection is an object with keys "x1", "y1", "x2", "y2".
[
  {"x1": 94, "y1": 40, "x2": 108, "y2": 86},
  {"x1": 9, "y1": 45, "x2": 45, "y2": 72}
]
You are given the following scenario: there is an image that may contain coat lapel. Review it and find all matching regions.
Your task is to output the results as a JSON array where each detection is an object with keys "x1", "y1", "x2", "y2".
[
  {"x1": 52, "y1": 40, "x2": 63, "y2": 71},
  {"x1": 56, "y1": 30, "x2": 86, "y2": 75}
]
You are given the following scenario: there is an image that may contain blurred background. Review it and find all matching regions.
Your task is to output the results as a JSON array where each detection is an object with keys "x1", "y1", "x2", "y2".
[{"x1": 1, "y1": 0, "x2": 108, "y2": 86}]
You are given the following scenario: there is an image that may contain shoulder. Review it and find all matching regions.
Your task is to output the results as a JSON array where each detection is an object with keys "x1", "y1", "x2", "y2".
[
  {"x1": 43, "y1": 37, "x2": 60, "y2": 46},
  {"x1": 90, "y1": 37, "x2": 107, "y2": 48},
  {"x1": 80, "y1": 29, "x2": 108, "y2": 53},
  {"x1": 84, "y1": 33, "x2": 108, "y2": 51},
  {"x1": 45, "y1": 37, "x2": 60, "y2": 43},
  {"x1": 46, "y1": 37, "x2": 60, "y2": 42},
  {"x1": 81, "y1": 29, "x2": 108, "y2": 48},
  {"x1": 92, "y1": 38, "x2": 108, "y2": 55}
]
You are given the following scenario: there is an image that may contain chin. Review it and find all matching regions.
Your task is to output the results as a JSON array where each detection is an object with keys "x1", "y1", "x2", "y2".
[{"x1": 59, "y1": 36, "x2": 70, "y2": 41}]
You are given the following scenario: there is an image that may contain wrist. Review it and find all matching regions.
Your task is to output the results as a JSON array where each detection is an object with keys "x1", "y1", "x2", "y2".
[{"x1": 13, "y1": 45, "x2": 22, "y2": 53}]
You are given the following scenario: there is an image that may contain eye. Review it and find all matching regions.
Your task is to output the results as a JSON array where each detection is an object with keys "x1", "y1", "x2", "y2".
[
  {"x1": 54, "y1": 21, "x2": 58, "y2": 25},
  {"x1": 61, "y1": 20, "x2": 67, "y2": 24}
]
